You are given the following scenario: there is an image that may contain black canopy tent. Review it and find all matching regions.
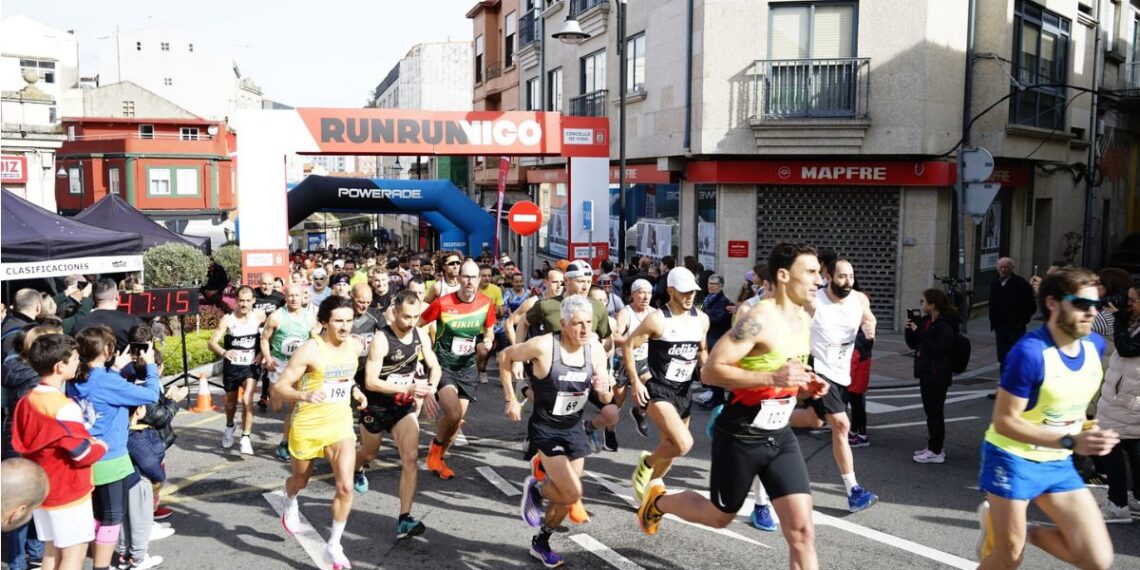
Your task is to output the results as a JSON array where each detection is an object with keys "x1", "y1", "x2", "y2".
[
  {"x1": 76, "y1": 193, "x2": 210, "y2": 253},
  {"x1": 1, "y1": 189, "x2": 144, "y2": 280}
]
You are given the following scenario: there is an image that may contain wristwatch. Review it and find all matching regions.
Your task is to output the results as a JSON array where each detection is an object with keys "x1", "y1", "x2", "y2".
[{"x1": 1060, "y1": 434, "x2": 1076, "y2": 450}]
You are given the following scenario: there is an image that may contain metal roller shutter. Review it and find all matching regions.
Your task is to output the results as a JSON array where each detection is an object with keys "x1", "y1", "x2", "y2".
[{"x1": 756, "y1": 186, "x2": 901, "y2": 328}]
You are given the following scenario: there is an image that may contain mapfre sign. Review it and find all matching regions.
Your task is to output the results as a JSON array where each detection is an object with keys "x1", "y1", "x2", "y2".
[{"x1": 0, "y1": 155, "x2": 27, "y2": 183}]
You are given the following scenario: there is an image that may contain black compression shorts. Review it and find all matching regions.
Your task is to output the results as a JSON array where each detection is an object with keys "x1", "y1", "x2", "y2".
[
  {"x1": 708, "y1": 427, "x2": 812, "y2": 514},
  {"x1": 647, "y1": 379, "x2": 692, "y2": 419}
]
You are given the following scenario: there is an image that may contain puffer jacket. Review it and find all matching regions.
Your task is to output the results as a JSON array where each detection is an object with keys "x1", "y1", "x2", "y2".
[{"x1": 1096, "y1": 312, "x2": 1140, "y2": 439}]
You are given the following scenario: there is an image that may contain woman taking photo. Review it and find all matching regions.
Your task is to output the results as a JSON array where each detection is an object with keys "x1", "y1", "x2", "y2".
[
  {"x1": 904, "y1": 289, "x2": 960, "y2": 464},
  {"x1": 1095, "y1": 285, "x2": 1140, "y2": 523}
]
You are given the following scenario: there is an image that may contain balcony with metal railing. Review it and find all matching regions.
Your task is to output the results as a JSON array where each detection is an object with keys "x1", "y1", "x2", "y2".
[
  {"x1": 1126, "y1": 62, "x2": 1140, "y2": 90},
  {"x1": 520, "y1": 8, "x2": 539, "y2": 48},
  {"x1": 746, "y1": 57, "x2": 872, "y2": 154},
  {"x1": 569, "y1": 0, "x2": 607, "y2": 18},
  {"x1": 569, "y1": 89, "x2": 608, "y2": 117}
]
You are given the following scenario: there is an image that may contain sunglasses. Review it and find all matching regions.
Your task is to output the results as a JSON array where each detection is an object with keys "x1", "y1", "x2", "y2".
[
  {"x1": 1062, "y1": 294, "x2": 1102, "y2": 311},
  {"x1": 601, "y1": 281, "x2": 612, "y2": 286},
  {"x1": 446, "y1": 260, "x2": 462, "y2": 266}
]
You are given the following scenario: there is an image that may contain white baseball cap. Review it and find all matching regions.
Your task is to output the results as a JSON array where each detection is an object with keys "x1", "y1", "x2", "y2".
[
  {"x1": 667, "y1": 267, "x2": 700, "y2": 293},
  {"x1": 565, "y1": 260, "x2": 594, "y2": 279}
]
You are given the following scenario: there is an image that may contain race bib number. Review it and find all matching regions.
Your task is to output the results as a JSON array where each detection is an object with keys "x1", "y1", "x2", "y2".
[
  {"x1": 451, "y1": 337, "x2": 476, "y2": 356},
  {"x1": 632, "y1": 344, "x2": 649, "y2": 361},
  {"x1": 282, "y1": 338, "x2": 303, "y2": 355},
  {"x1": 388, "y1": 372, "x2": 415, "y2": 387},
  {"x1": 664, "y1": 359, "x2": 697, "y2": 383},
  {"x1": 323, "y1": 381, "x2": 352, "y2": 403},
  {"x1": 552, "y1": 391, "x2": 589, "y2": 416},
  {"x1": 750, "y1": 397, "x2": 796, "y2": 430},
  {"x1": 826, "y1": 343, "x2": 853, "y2": 365},
  {"x1": 231, "y1": 350, "x2": 255, "y2": 366}
]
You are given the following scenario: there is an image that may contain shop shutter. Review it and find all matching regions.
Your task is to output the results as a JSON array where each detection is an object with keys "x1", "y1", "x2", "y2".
[{"x1": 756, "y1": 186, "x2": 900, "y2": 328}]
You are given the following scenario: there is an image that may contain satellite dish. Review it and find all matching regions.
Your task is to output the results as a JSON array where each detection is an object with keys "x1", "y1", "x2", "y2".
[{"x1": 207, "y1": 125, "x2": 220, "y2": 136}]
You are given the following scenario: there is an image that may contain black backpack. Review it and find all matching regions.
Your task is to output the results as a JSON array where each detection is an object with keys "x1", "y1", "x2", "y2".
[{"x1": 950, "y1": 325, "x2": 971, "y2": 374}]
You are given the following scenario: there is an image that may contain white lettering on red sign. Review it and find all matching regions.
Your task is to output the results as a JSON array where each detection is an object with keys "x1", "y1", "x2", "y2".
[
  {"x1": 0, "y1": 156, "x2": 26, "y2": 181},
  {"x1": 800, "y1": 166, "x2": 887, "y2": 181},
  {"x1": 988, "y1": 170, "x2": 1011, "y2": 183},
  {"x1": 457, "y1": 119, "x2": 542, "y2": 147}
]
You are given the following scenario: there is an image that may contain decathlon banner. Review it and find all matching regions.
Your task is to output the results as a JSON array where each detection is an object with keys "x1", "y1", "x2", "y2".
[{"x1": 2, "y1": 254, "x2": 143, "y2": 280}]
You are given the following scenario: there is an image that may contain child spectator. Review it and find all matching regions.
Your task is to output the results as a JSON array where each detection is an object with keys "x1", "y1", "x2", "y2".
[{"x1": 116, "y1": 404, "x2": 170, "y2": 569}]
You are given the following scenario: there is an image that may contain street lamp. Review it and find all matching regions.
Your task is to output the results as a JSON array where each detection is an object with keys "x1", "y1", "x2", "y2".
[{"x1": 552, "y1": 16, "x2": 590, "y2": 44}]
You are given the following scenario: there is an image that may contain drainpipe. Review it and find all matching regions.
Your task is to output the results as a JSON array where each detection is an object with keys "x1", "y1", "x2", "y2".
[
  {"x1": 682, "y1": 0, "x2": 694, "y2": 154},
  {"x1": 954, "y1": 0, "x2": 976, "y2": 323},
  {"x1": 1082, "y1": 0, "x2": 1102, "y2": 267}
]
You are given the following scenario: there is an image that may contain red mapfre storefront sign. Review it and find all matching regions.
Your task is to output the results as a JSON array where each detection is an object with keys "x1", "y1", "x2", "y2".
[{"x1": 687, "y1": 160, "x2": 1033, "y2": 187}]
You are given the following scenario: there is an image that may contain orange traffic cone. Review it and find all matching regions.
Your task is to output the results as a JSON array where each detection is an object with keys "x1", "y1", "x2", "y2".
[{"x1": 191, "y1": 372, "x2": 216, "y2": 413}]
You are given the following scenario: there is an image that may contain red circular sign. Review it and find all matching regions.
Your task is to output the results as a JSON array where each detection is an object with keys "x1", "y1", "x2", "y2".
[{"x1": 508, "y1": 201, "x2": 543, "y2": 236}]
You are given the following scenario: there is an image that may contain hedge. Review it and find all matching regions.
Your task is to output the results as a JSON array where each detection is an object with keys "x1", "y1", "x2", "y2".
[
  {"x1": 145, "y1": 243, "x2": 209, "y2": 289},
  {"x1": 213, "y1": 244, "x2": 242, "y2": 288},
  {"x1": 161, "y1": 329, "x2": 218, "y2": 376}
]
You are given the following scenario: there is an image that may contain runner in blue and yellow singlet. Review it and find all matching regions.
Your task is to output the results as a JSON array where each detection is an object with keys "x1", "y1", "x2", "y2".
[
  {"x1": 975, "y1": 268, "x2": 1119, "y2": 570},
  {"x1": 272, "y1": 295, "x2": 367, "y2": 570}
]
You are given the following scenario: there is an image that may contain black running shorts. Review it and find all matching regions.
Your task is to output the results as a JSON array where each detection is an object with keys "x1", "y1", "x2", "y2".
[
  {"x1": 437, "y1": 367, "x2": 478, "y2": 402},
  {"x1": 646, "y1": 378, "x2": 692, "y2": 419},
  {"x1": 360, "y1": 403, "x2": 415, "y2": 435},
  {"x1": 806, "y1": 374, "x2": 849, "y2": 419},
  {"x1": 708, "y1": 427, "x2": 812, "y2": 514},
  {"x1": 528, "y1": 417, "x2": 591, "y2": 461}
]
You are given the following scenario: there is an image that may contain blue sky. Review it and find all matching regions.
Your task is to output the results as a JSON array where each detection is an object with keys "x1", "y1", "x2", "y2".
[{"x1": 6, "y1": 0, "x2": 476, "y2": 107}]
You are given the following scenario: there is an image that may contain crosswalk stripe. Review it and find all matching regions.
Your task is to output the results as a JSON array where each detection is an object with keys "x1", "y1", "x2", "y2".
[
  {"x1": 569, "y1": 533, "x2": 646, "y2": 570},
  {"x1": 477, "y1": 466, "x2": 522, "y2": 496},
  {"x1": 263, "y1": 490, "x2": 330, "y2": 569}
]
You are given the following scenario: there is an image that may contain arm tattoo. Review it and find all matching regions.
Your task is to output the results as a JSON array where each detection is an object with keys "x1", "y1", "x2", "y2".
[{"x1": 731, "y1": 316, "x2": 762, "y2": 341}]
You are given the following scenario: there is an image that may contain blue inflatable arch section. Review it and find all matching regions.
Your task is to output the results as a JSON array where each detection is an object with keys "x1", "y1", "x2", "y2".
[{"x1": 285, "y1": 175, "x2": 494, "y2": 256}]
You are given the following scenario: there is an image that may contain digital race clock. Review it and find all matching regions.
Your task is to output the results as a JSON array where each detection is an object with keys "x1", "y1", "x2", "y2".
[{"x1": 117, "y1": 288, "x2": 200, "y2": 317}]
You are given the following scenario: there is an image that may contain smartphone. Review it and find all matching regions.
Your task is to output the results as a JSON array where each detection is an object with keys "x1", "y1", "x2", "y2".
[
  {"x1": 130, "y1": 342, "x2": 149, "y2": 354},
  {"x1": 75, "y1": 281, "x2": 88, "y2": 290},
  {"x1": 906, "y1": 309, "x2": 920, "y2": 323}
]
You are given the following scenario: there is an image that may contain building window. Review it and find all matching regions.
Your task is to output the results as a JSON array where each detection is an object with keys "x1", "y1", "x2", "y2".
[
  {"x1": 526, "y1": 77, "x2": 541, "y2": 111},
  {"x1": 48, "y1": 106, "x2": 57, "y2": 123},
  {"x1": 161, "y1": 42, "x2": 170, "y2": 51},
  {"x1": 626, "y1": 33, "x2": 645, "y2": 93},
  {"x1": 175, "y1": 169, "x2": 199, "y2": 196},
  {"x1": 122, "y1": 100, "x2": 136, "y2": 117},
  {"x1": 189, "y1": 43, "x2": 194, "y2": 52},
  {"x1": 163, "y1": 77, "x2": 173, "y2": 86},
  {"x1": 1010, "y1": 0, "x2": 1070, "y2": 130},
  {"x1": 68, "y1": 167, "x2": 82, "y2": 195},
  {"x1": 19, "y1": 59, "x2": 56, "y2": 84},
  {"x1": 505, "y1": 11, "x2": 517, "y2": 68},
  {"x1": 180, "y1": 127, "x2": 200, "y2": 141},
  {"x1": 108, "y1": 168, "x2": 120, "y2": 195},
  {"x1": 580, "y1": 50, "x2": 606, "y2": 94},
  {"x1": 149, "y1": 169, "x2": 171, "y2": 195},
  {"x1": 475, "y1": 35, "x2": 485, "y2": 83},
  {"x1": 767, "y1": 2, "x2": 859, "y2": 117},
  {"x1": 1130, "y1": 16, "x2": 1140, "y2": 88},
  {"x1": 139, "y1": 125, "x2": 155, "y2": 139},
  {"x1": 136, "y1": 41, "x2": 142, "y2": 51},
  {"x1": 547, "y1": 67, "x2": 563, "y2": 112}
]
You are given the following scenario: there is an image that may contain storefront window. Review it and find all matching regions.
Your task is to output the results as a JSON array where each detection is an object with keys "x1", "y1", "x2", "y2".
[
  {"x1": 697, "y1": 185, "x2": 717, "y2": 271},
  {"x1": 538, "y1": 182, "x2": 568, "y2": 258},
  {"x1": 610, "y1": 183, "x2": 680, "y2": 262}
]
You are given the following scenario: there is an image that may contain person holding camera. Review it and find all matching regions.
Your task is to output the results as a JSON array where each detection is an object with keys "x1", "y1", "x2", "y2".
[
  {"x1": 1094, "y1": 284, "x2": 1140, "y2": 523},
  {"x1": 905, "y1": 289, "x2": 960, "y2": 464}
]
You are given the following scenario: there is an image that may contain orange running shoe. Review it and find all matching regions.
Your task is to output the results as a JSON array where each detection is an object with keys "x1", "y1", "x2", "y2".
[
  {"x1": 568, "y1": 500, "x2": 590, "y2": 524},
  {"x1": 426, "y1": 440, "x2": 443, "y2": 473},
  {"x1": 638, "y1": 479, "x2": 666, "y2": 535},
  {"x1": 531, "y1": 454, "x2": 546, "y2": 483},
  {"x1": 436, "y1": 458, "x2": 456, "y2": 480}
]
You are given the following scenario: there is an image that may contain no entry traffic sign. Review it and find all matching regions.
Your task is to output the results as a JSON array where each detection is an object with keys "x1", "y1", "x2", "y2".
[{"x1": 509, "y1": 201, "x2": 543, "y2": 236}]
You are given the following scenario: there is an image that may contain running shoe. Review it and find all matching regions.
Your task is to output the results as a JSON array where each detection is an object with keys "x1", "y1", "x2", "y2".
[
  {"x1": 976, "y1": 500, "x2": 993, "y2": 560},
  {"x1": 568, "y1": 500, "x2": 590, "y2": 524},
  {"x1": 638, "y1": 479, "x2": 666, "y2": 535},
  {"x1": 520, "y1": 476, "x2": 545, "y2": 527},
  {"x1": 396, "y1": 516, "x2": 426, "y2": 540},
  {"x1": 323, "y1": 544, "x2": 351, "y2": 570},
  {"x1": 603, "y1": 428, "x2": 618, "y2": 452},
  {"x1": 1101, "y1": 499, "x2": 1132, "y2": 524},
  {"x1": 222, "y1": 425, "x2": 235, "y2": 449},
  {"x1": 705, "y1": 404, "x2": 723, "y2": 439},
  {"x1": 128, "y1": 555, "x2": 164, "y2": 570},
  {"x1": 630, "y1": 406, "x2": 649, "y2": 438},
  {"x1": 435, "y1": 459, "x2": 456, "y2": 480},
  {"x1": 585, "y1": 421, "x2": 604, "y2": 453},
  {"x1": 276, "y1": 440, "x2": 290, "y2": 461},
  {"x1": 282, "y1": 496, "x2": 301, "y2": 535},
  {"x1": 353, "y1": 470, "x2": 369, "y2": 494},
  {"x1": 530, "y1": 534, "x2": 564, "y2": 568},
  {"x1": 257, "y1": 397, "x2": 268, "y2": 412},
  {"x1": 239, "y1": 435, "x2": 254, "y2": 456},
  {"x1": 632, "y1": 451, "x2": 653, "y2": 502},
  {"x1": 149, "y1": 525, "x2": 175, "y2": 541},
  {"x1": 427, "y1": 440, "x2": 443, "y2": 472},
  {"x1": 749, "y1": 504, "x2": 777, "y2": 532},
  {"x1": 1130, "y1": 496, "x2": 1140, "y2": 514},
  {"x1": 913, "y1": 449, "x2": 946, "y2": 464},
  {"x1": 848, "y1": 433, "x2": 870, "y2": 448},
  {"x1": 847, "y1": 485, "x2": 878, "y2": 513},
  {"x1": 153, "y1": 506, "x2": 174, "y2": 520},
  {"x1": 531, "y1": 454, "x2": 546, "y2": 483}
]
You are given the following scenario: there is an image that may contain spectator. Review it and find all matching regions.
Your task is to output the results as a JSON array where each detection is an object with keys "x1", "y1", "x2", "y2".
[
  {"x1": 1093, "y1": 268, "x2": 1133, "y2": 363},
  {"x1": 116, "y1": 403, "x2": 172, "y2": 569},
  {"x1": 699, "y1": 274, "x2": 735, "y2": 409},
  {"x1": 599, "y1": 273, "x2": 625, "y2": 317},
  {"x1": 309, "y1": 268, "x2": 332, "y2": 305},
  {"x1": 71, "y1": 279, "x2": 144, "y2": 353},
  {"x1": 988, "y1": 257, "x2": 1037, "y2": 377},
  {"x1": 905, "y1": 289, "x2": 960, "y2": 464},
  {"x1": 200, "y1": 261, "x2": 229, "y2": 308},
  {"x1": 1, "y1": 289, "x2": 41, "y2": 356},
  {"x1": 1095, "y1": 284, "x2": 1140, "y2": 523},
  {"x1": 1, "y1": 458, "x2": 48, "y2": 532},
  {"x1": 651, "y1": 256, "x2": 675, "y2": 308}
]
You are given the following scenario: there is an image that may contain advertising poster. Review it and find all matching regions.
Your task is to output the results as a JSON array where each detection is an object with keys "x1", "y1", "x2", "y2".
[
  {"x1": 548, "y1": 209, "x2": 568, "y2": 257},
  {"x1": 638, "y1": 222, "x2": 672, "y2": 259},
  {"x1": 980, "y1": 202, "x2": 1002, "y2": 271},
  {"x1": 609, "y1": 216, "x2": 620, "y2": 263},
  {"x1": 698, "y1": 220, "x2": 716, "y2": 270}
]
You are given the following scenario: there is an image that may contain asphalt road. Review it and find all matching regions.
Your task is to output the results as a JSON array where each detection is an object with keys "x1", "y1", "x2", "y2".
[{"x1": 134, "y1": 375, "x2": 1140, "y2": 570}]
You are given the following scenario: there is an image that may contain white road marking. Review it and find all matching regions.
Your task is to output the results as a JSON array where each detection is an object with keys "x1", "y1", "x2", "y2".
[
  {"x1": 955, "y1": 362, "x2": 1000, "y2": 380},
  {"x1": 263, "y1": 491, "x2": 330, "y2": 569},
  {"x1": 569, "y1": 534, "x2": 646, "y2": 570},
  {"x1": 454, "y1": 429, "x2": 469, "y2": 446},
  {"x1": 584, "y1": 471, "x2": 772, "y2": 549},
  {"x1": 867, "y1": 390, "x2": 993, "y2": 414},
  {"x1": 477, "y1": 466, "x2": 522, "y2": 496},
  {"x1": 870, "y1": 416, "x2": 981, "y2": 430},
  {"x1": 813, "y1": 511, "x2": 976, "y2": 569}
]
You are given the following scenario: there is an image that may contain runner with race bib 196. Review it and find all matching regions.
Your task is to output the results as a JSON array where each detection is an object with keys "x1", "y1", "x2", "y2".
[{"x1": 261, "y1": 284, "x2": 319, "y2": 461}]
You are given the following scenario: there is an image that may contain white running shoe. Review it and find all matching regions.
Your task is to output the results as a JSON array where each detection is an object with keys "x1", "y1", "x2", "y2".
[
  {"x1": 324, "y1": 544, "x2": 352, "y2": 569},
  {"x1": 282, "y1": 495, "x2": 301, "y2": 535},
  {"x1": 239, "y1": 435, "x2": 254, "y2": 455},
  {"x1": 913, "y1": 449, "x2": 946, "y2": 464},
  {"x1": 222, "y1": 425, "x2": 235, "y2": 449},
  {"x1": 913, "y1": 448, "x2": 931, "y2": 456},
  {"x1": 149, "y1": 525, "x2": 175, "y2": 541},
  {"x1": 132, "y1": 555, "x2": 164, "y2": 570},
  {"x1": 1101, "y1": 499, "x2": 1133, "y2": 524}
]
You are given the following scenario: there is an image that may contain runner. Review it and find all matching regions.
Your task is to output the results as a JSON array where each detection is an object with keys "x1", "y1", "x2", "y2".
[
  {"x1": 976, "y1": 268, "x2": 1118, "y2": 569},
  {"x1": 636, "y1": 242, "x2": 827, "y2": 570},
  {"x1": 273, "y1": 295, "x2": 368, "y2": 570},
  {"x1": 624, "y1": 267, "x2": 709, "y2": 501},
  {"x1": 518, "y1": 261, "x2": 611, "y2": 344},
  {"x1": 499, "y1": 295, "x2": 613, "y2": 568},
  {"x1": 424, "y1": 251, "x2": 463, "y2": 304},
  {"x1": 583, "y1": 285, "x2": 620, "y2": 453},
  {"x1": 261, "y1": 284, "x2": 320, "y2": 461},
  {"x1": 253, "y1": 272, "x2": 287, "y2": 412},
  {"x1": 476, "y1": 264, "x2": 505, "y2": 385},
  {"x1": 353, "y1": 290, "x2": 441, "y2": 540},
  {"x1": 508, "y1": 268, "x2": 565, "y2": 345},
  {"x1": 616, "y1": 279, "x2": 657, "y2": 446},
  {"x1": 418, "y1": 260, "x2": 495, "y2": 480},
  {"x1": 208, "y1": 286, "x2": 266, "y2": 456}
]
